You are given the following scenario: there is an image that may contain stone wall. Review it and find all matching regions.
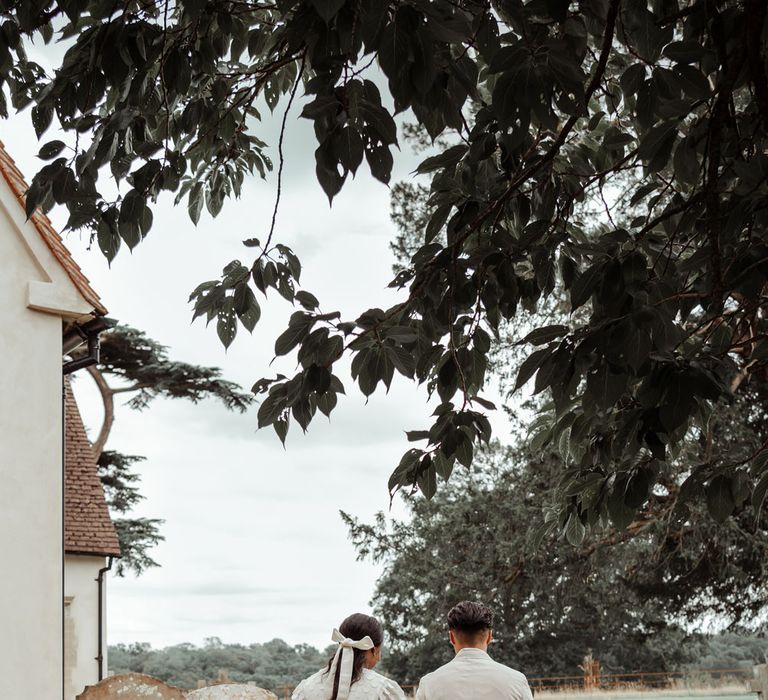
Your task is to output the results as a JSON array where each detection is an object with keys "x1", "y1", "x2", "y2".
[
  {"x1": 76, "y1": 674, "x2": 277, "y2": 699},
  {"x1": 77, "y1": 673, "x2": 187, "y2": 699}
]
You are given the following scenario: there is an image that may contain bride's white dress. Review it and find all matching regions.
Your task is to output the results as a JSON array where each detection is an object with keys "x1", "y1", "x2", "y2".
[{"x1": 291, "y1": 667, "x2": 405, "y2": 700}]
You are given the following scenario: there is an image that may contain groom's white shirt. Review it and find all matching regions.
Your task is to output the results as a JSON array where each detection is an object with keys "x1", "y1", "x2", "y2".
[{"x1": 416, "y1": 647, "x2": 533, "y2": 700}]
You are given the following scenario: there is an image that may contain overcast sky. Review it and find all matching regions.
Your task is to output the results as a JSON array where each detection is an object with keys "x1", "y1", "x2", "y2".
[{"x1": 4, "y1": 59, "x2": 517, "y2": 650}]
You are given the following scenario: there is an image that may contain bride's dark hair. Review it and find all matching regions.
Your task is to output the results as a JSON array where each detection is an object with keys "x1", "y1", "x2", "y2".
[{"x1": 324, "y1": 613, "x2": 384, "y2": 700}]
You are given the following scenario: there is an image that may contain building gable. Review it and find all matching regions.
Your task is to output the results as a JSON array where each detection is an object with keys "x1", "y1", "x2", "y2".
[{"x1": 0, "y1": 141, "x2": 106, "y2": 319}]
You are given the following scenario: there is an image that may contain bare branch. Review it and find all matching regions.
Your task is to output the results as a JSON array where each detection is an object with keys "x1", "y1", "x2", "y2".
[{"x1": 86, "y1": 364, "x2": 115, "y2": 460}]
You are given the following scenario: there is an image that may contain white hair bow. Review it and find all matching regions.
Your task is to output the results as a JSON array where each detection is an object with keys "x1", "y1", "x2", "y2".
[{"x1": 328, "y1": 628, "x2": 375, "y2": 700}]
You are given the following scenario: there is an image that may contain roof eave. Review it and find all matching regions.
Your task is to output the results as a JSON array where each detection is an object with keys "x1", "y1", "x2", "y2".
[{"x1": 65, "y1": 548, "x2": 123, "y2": 559}]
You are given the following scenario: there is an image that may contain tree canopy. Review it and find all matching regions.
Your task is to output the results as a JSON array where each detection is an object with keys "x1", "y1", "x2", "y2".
[
  {"x1": 5, "y1": 0, "x2": 768, "y2": 533},
  {"x1": 344, "y1": 435, "x2": 768, "y2": 683}
]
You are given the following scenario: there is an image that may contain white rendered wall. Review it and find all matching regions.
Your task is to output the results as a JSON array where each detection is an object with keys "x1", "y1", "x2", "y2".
[
  {"x1": 0, "y1": 213, "x2": 64, "y2": 698},
  {"x1": 65, "y1": 555, "x2": 108, "y2": 699},
  {"x1": 0, "y1": 162, "x2": 94, "y2": 699}
]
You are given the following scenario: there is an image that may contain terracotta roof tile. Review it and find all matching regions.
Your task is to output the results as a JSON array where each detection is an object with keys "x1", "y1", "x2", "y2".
[
  {"x1": 64, "y1": 378, "x2": 122, "y2": 558},
  {"x1": 0, "y1": 141, "x2": 107, "y2": 315}
]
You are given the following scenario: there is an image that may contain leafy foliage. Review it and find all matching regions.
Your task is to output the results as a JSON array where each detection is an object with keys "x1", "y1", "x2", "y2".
[
  {"x1": 96, "y1": 325, "x2": 254, "y2": 411},
  {"x1": 111, "y1": 516, "x2": 166, "y2": 577},
  {"x1": 97, "y1": 450, "x2": 164, "y2": 576},
  {"x1": 7, "y1": 0, "x2": 768, "y2": 532},
  {"x1": 343, "y1": 440, "x2": 768, "y2": 683}
]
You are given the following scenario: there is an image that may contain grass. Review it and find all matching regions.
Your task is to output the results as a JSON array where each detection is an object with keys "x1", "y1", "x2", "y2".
[{"x1": 535, "y1": 682, "x2": 755, "y2": 700}]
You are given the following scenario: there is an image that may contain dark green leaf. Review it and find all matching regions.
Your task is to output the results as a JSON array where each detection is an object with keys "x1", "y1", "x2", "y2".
[
  {"x1": 366, "y1": 145, "x2": 394, "y2": 184},
  {"x1": 638, "y1": 122, "x2": 677, "y2": 173},
  {"x1": 608, "y1": 481, "x2": 636, "y2": 529},
  {"x1": 217, "y1": 300, "x2": 238, "y2": 349},
  {"x1": 416, "y1": 145, "x2": 468, "y2": 175},
  {"x1": 258, "y1": 391, "x2": 286, "y2": 428},
  {"x1": 564, "y1": 511, "x2": 586, "y2": 545},
  {"x1": 310, "y1": 0, "x2": 345, "y2": 23},
  {"x1": 274, "y1": 316, "x2": 314, "y2": 356},
  {"x1": 31, "y1": 104, "x2": 53, "y2": 138},
  {"x1": 586, "y1": 363, "x2": 627, "y2": 410},
  {"x1": 570, "y1": 263, "x2": 602, "y2": 311},
  {"x1": 97, "y1": 219, "x2": 120, "y2": 264},
  {"x1": 388, "y1": 449, "x2": 421, "y2": 493},
  {"x1": 662, "y1": 41, "x2": 704, "y2": 64},
  {"x1": 295, "y1": 290, "x2": 320, "y2": 310},
  {"x1": 519, "y1": 325, "x2": 569, "y2": 346},
  {"x1": 38, "y1": 140, "x2": 66, "y2": 160},
  {"x1": 674, "y1": 65, "x2": 711, "y2": 100},
  {"x1": 417, "y1": 461, "x2": 437, "y2": 499},
  {"x1": 455, "y1": 435, "x2": 473, "y2": 467},
  {"x1": 707, "y1": 475, "x2": 735, "y2": 523},
  {"x1": 334, "y1": 127, "x2": 364, "y2": 175},
  {"x1": 188, "y1": 183, "x2": 204, "y2": 225},
  {"x1": 514, "y1": 348, "x2": 551, "y2": 392}
]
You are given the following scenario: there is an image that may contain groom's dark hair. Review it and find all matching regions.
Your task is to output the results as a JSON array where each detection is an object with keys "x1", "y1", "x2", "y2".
[{"x1": 447, "y1": 601, "x2": 494, "y2": 637}]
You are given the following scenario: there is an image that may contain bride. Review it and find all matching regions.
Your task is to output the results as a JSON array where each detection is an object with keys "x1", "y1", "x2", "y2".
[{"x1": 292, "y1": 613, "x2": 405, "y2": 700}]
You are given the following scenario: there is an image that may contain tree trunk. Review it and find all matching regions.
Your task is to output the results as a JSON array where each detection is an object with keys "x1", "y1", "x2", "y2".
[{"x1": 87, "y1": 364, "x2": 114, "y2": 460}]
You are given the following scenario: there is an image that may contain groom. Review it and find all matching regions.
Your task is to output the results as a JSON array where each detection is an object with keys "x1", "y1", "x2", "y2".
[{"x1": 415, "y1": 601, "x2": 533, "y2": 700}]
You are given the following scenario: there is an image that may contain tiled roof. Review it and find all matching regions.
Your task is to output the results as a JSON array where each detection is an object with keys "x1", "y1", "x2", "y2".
[
  {"x1": 64, "y1": 378, "x2": 122, "y2": 558},
  {"x1": 0, "y1": 140, "x2": 107, "y2": 315}
]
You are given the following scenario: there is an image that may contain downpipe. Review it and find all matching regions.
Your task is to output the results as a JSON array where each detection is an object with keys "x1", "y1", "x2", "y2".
[
  {"x1": 95, "y1": 556, "x2": 113, "y2": 681},
  {"x1": 62, "y1": 317, "x2": 114, "y2": 375}
]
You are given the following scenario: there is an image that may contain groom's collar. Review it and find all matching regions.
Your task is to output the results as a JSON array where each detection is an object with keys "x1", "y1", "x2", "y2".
[{"x1": 455, "y1": 647, "x2": 491, "y2": 658}]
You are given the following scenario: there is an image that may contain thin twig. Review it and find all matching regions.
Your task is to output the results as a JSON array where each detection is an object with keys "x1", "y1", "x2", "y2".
[{"x1": 264, "y1": 52, "x2": 306, "y2": 256}]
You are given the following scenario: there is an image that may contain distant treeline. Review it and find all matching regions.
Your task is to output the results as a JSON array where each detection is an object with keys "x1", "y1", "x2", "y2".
[
  {"x1": 109, "y1": 637, "x2": 335, "y2": 690},
  {"x1": 109, "y1": 632, "x2": 766, "y2": 690}
]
